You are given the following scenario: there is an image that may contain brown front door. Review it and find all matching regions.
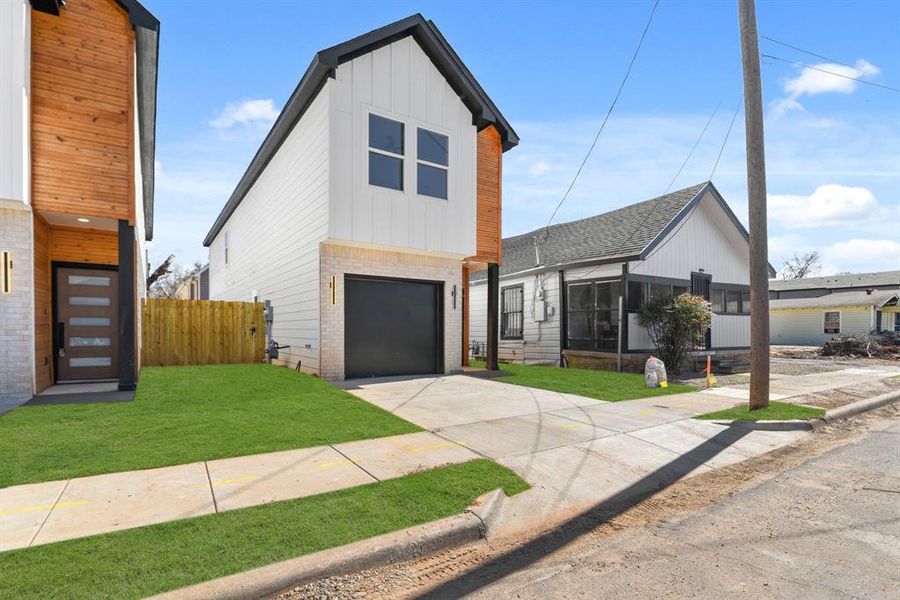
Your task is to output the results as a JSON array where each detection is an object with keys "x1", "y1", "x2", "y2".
[{"x1": 56, "y1": 266, "x2": 119, "y2": 381}]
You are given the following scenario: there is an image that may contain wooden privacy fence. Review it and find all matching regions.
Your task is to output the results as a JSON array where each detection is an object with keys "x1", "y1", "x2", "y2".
[{"x1": 141, "y1": 298, "x2": 266, "y2": 366}]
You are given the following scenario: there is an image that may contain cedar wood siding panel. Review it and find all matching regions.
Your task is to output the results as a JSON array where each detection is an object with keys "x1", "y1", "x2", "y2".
[
  {"x1": 50, "y1": 226, "x2": 119, "y2": 265},
  {"x1": 475, "y1": 125, "x2": 502, "y2": 263},
  {"x1": 34, "y1": 214, "x2": 53, "y2": 391},
  {"x1": 31, "y1": 0, "x2": 135, "y2": 222}
]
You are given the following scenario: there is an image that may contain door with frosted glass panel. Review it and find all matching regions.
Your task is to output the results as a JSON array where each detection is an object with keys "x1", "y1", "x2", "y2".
[{"x1": 56, "y1": 267, "x2": 118, "y2": 381}]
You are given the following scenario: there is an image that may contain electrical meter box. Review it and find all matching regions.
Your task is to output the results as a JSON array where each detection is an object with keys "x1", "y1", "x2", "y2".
[{"x1": 533, "y1": 300, "x2": 547, "y2": 322}]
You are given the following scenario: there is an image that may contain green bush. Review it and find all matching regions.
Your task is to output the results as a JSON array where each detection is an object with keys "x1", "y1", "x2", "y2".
[{"x1": 636, "y1": 293, "x2": 711, "y2": 374}]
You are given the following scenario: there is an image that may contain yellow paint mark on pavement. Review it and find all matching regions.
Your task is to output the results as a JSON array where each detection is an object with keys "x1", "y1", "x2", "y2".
[
  {"x1": 0, "y1": 499, "x2": 89, "y2": 516},
  {"x1": 561, "y1": 422, "x2": 587, "y2": 428},
  {"x1": 201, "y1": 475, "x2": 259, "y2": 489},
  {"x1": 315, "y1": 458, "x2": 355, "y2": 469}
]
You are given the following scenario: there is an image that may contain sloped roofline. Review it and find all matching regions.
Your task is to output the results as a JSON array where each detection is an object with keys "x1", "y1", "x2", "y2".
[{"x1": 203, "y1": 13, "x2": 518, "y2": 247}]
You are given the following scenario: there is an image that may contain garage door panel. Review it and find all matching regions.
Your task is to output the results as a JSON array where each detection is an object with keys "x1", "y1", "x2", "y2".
[{"x1": 345, "y1": 276, "x2": 442, "y2": 378}]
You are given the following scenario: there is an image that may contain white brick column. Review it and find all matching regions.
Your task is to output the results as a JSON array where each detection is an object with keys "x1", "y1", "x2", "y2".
[{"x1": 0, "y1": 207, "x2": 35, "y2": 401}]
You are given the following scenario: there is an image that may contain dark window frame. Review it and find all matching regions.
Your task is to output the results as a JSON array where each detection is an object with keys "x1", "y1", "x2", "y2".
[
  {"x1": 566, "y1": 277, "x2": 623, "y2": 351},
  {"x1": 824, "y1": 310, "x2": 841, "y2": 334},
  {"x1": 500, "y1": 284, "x2": 524, "y2": 340}
]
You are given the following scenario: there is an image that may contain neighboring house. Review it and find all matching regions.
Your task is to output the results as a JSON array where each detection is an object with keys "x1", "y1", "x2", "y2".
[
  {"x1": 769, "y1": 270, "x2": 900, "y2": 345},
  {"x1": 174, "y1": 264, "x2": 209, "y2": 300},
  {"x1": 203, "y1": 14, "x2": 517, "y2": 380},
  {"x1": 0, "y1": 0, "x2": 159, "y2": 401},
  {"x1": 468, "y1": 182, "x2": 767, "y2": 371}
]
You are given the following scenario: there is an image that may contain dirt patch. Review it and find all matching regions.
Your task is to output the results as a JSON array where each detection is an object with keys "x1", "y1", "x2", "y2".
[
  {"x1": 675, "y1": 357, "x2": 842, "y2": 388},
  {"x1": 789, "y1": 376, "x2": 900, "y2": 409},
  {"x1": 772, "y1": 344, "x2": 900, "y2": 366},
  {"x1": 277, "y1": 405, "x2": 899, "y2": 600}
]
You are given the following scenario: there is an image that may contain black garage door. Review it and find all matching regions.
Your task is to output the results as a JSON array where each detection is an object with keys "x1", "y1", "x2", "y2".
[{"x1": 345, "y1": 276, "x2": 442, "y2": 378}]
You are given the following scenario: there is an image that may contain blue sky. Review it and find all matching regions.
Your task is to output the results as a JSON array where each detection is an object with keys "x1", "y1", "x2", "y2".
[{"x1": 146, "y1": 0, "x2": 900, "y2": 276}]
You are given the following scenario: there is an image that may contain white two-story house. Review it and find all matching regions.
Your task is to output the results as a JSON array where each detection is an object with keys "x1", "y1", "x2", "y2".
[{"x1": 204, "y1": 14, "x2": 518, "y2": 380}]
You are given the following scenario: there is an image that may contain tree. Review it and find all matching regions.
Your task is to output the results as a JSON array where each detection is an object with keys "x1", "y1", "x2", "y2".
[
  {"x1": 148, "y1": 260, "x2": 202, "y2": 299},
  {"x1": 146, "y1": 254, "x2": 174, "y2": 288},
  {"x1": 636, "y1": 293, "x2": 712, "y2": 374},
  {"x1": 780, "y1": 250, "x2": 822, "y2": 280}
]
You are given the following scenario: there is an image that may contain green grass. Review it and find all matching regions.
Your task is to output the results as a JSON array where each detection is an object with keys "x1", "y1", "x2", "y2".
[
  {"x1": 471, "y1": 360, "x2": 695, "y2": 401},
  {"x1": 0, "y1": 459, "x2": 528, "y2": 600},
  {"x1": 0, "y1": 364, "x2": 420, "y2": 487},
  {"x1": 694, "y1": 401, "x2": 825, "y2": 421}
]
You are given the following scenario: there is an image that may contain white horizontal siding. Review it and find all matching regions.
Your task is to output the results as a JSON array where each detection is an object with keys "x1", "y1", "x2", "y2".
[
  {"x1": 207, "y1": 85, "x2": 331, "y2": 374},
  {"x1": 627, "y1": 313, "x2": 653, "y2": 351},
  {"x1": 711, "y1": 314, "x2": 750, "y2": 347},
  {"x1": 469, "y1": 271, "x2": 562, "y2": 364},
  {"x1": 329, "y1": 36, "x2": 477, "y2": 257},
  {"x1": 630, "y1": 189, "x2": 750, "y2": 285},
  {"x1": 770, "y1": 307, "x2": 874, "y2": 346}
]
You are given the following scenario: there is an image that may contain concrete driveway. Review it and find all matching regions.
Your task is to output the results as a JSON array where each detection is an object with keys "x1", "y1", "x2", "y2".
[{"x1": 337, "y1": 374, "x2": 814, "y2": 531}]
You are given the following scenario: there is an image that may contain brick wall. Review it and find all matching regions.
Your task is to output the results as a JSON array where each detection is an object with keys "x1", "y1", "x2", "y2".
[
  {"x1": 319, "y1": 242, "x2": 462, "y2": 380},
  {"x1": 0, "y1": 208, "x2": 34, "y2": 401}
]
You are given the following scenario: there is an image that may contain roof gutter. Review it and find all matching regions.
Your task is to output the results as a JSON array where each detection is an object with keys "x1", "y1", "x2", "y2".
[{"x1": 470, "y1": 253, "x2": 639, "y2": 284}]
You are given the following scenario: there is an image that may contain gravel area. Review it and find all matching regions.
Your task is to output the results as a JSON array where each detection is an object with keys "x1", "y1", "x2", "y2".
[{"x1": 674, "y1": 357, "x2": 843, "y2": 388}]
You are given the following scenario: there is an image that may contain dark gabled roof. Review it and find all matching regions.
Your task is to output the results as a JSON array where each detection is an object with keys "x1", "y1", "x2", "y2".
[
  {"x1": 473, "y1": 183, "x2": 709, "y2": 280},
  {"x1": 203, "y1": 14, "x2": 518, "y2": 247},
  {"x1": 29, "y1": 0, "x2": 159, "y2": 241},
  {"x1": 769, "y1": 270, "x2": 900, "y2": 292}
]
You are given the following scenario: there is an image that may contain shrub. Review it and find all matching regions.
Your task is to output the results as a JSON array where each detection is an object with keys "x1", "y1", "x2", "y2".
[{"x1": 637, "y1": 293, "x2": 711, "y2": 373}]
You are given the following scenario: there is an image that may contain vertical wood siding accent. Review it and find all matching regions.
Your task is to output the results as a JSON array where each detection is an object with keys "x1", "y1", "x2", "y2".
[
  {"x1": 207, "y1": 86, "x2": 331, "y2": 375},
  {"x1": 50, "y1": 226, "x2": 118, "y2": 265},
  {"x1": 630, "y1": 190, "x2": 750, "y2": 285},
  {"x1": 33, "y1": 214, "x2": 53, "y2": 391},
  {"x1": 475, "y1": 126, "x2": 502, "y2": 263},
  {"x1": 31, "y1": 0, "x2": 135, "y2": 221},
  {"x1": 329, "y1": 36, "x2": 477, "y2": 256}
]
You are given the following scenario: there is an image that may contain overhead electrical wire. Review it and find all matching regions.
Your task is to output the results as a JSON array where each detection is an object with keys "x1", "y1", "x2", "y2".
[
  {"x1": 760, "y1": 35, "x2": 858, "y2": 70},
  {"x1": 709, "y1": 96, "x2": 742, "y2": 181},
  {"x1": 664, "y1": 100, "x2": 721, "y2": 194},
  {"x1": 536, "y1": 0, "x2": 661, "y2": 245},
  {"x1": 761, "y1": 54, "x2": 900, "y2": 93}
]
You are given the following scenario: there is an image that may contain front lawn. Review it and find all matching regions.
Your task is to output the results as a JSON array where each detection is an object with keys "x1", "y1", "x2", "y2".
[
  {"x1": 470, "y1": 360, "x2": 695, "y2": 401},
  {"x1": 0, "y1": 364, "x2": 420, "y2": 487},
  {"x1": 0, "y1": 459, "x2": 528, "y2": 599},
  {"x1": 695, "y1": 401, "x2": 825, "y2": 421}
]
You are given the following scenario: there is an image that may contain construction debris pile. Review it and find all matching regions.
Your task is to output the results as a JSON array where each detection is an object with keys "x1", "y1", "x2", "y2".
[{"x1": 820, "y1": 334, "x2": 900, "y2": 360}]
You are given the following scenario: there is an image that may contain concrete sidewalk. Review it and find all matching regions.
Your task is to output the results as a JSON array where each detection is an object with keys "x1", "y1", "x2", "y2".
[{"x1": 0, "y1": 430, "x2": 479, "y2": 552}]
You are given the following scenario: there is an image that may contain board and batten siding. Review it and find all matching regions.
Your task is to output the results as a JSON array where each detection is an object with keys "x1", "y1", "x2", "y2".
[
  {"x1": 629, "y1": 190, "x2": 750, "y2": 285},
  {"x1": 469, "y1": 271, "x2": 562, "y2": 365},
  {"x1": 207, "y1": 85, "x2": 331, "y2": 374},
  {"x1": 0, "y1": 0, "x2": 29, "y2": 205},
  {"x1": 770, "y1": 307, "x2": 873, "y2": 346},
  {"x1": 329, "y1": 36, "x2": 477, "y2": 257}
]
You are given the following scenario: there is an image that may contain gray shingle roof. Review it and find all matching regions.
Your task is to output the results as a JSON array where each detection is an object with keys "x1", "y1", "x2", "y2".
[
  {"x1": 770, "y1": 289, "x2": 899, "y2": 310},
  {"x1": 769, "y1": 270, "x2": 900, "y2": 292},
  {"x1": 472, "y1": 182, "x2": 709, "y2": 281}
]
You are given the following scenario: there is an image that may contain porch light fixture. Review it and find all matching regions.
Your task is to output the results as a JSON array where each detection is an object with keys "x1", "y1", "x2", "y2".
[
  {"x1": 77, "y1": 217, "x2": 90, "y2": 223},
  {"x1": 329, "y1": 275, "x2": 336, "y2": 305},
  {"x1": 1, "y1": 251, "x2": 12, "y2": 294}
]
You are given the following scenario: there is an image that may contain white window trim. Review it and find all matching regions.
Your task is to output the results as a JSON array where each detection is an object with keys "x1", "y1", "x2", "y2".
[
  {"x1": 416, "y1": 126, "x2": 450, "y2": 201},
  {"x1": 823, "y1": 310, "x2": 841, "y2": 334},
  {"x1": 367, "y1": 112, "x2": 405, "y2": 192}
]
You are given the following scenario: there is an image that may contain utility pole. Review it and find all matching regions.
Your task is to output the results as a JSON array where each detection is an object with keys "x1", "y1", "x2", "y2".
[{"x1": 738, "y1": 0, "x2": 770, "y2": 410}]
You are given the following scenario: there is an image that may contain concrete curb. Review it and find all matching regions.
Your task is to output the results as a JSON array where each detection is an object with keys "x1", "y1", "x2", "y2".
[
  {"x1": 149, "y1": 489, "x2": 508, "y2": 600},
  {"x1": 810, "y1": 389, "x2": 900, "y2": 430}
]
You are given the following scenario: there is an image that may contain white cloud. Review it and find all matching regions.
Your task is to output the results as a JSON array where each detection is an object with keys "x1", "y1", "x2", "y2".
[
  {"x1": 528, "y1": 161, "x2": 551, "y2": 177},
  {"x1": 768, "y1": 184, "x2": 885, "y2": 229},
  {"x1": 770, "y1": 59, "x2": 880, "y2": 117},
  {"x1": 210, "y1": 99, "x2": 279, "y2": 130},
  {"x1": 822, "y1": 239, "x2": 900, "y2": 273}
]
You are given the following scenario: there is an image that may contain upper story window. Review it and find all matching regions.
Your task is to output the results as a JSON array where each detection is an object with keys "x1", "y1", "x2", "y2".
[
  {"x1": 417, "y1": 128, "x2": 449, "y2": 200},
  {"x1": 368, "y1": 114, "x2": 404, "y2": 191},
  {"x1": 501, "y1": 285, "x2": 524, "y2": 340},
  {"x1": 224, "y1": 231, "x2": 230, "y2": 266}
]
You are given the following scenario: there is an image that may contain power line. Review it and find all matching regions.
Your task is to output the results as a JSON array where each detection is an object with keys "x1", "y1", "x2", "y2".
[
  {"x1": 664, "y1": 100, "x2": 721, "y2": 194},
  {"x1": 537, "y1": 0, "x2": 661, "y2": 244},
  {"x1": 761, "y1": 54, "x2": 900, "y2": 93},
  {"x1": 760, "y1": 35, "x2": 851, "y2": 69},
  {"x1": 709, "y1": 96, "x2": 742, "y2": 181}
]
